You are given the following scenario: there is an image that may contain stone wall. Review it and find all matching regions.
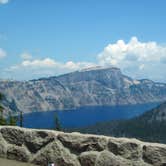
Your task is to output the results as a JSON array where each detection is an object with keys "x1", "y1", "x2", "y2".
[{"x1": 0, "y1": 126, "x2": 166, "y2": 166}]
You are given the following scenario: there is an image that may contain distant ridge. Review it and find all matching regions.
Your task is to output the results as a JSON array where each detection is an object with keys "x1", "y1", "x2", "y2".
[{"x1": 0, "y1": 67, "x2": 166, "y2": 113}]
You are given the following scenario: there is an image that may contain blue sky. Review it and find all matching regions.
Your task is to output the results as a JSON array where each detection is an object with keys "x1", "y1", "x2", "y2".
[{"x1": 0, "y1": 0, "x2": 166, "y2": 81}]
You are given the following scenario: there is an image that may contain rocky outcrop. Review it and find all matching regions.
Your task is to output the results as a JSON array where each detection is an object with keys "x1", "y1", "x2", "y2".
[
  {"x1": 0, "y1": 126, "x2": 166, "y2": 166},
  {"x1": 1, "y1": 67, "x2": 166, "y2": 113}
]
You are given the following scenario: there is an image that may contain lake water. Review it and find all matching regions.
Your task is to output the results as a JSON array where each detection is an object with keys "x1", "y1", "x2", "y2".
[{"x1": 21, "y1": 103, "x2": 159, "y2": 129}]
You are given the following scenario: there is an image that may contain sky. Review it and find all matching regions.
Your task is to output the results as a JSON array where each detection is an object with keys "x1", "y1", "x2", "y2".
[{"x1": 0, "y1": 0, "x2": 166, "y2": 82}]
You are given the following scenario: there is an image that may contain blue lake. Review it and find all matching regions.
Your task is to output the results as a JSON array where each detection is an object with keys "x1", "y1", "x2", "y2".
[{"x1": 21, "y1": 103, "x2": 159, "y2": 129}]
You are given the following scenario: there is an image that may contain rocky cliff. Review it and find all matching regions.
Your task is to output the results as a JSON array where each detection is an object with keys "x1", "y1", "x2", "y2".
[
  {"x1": 0, "y1": 126, "x2": 166, "y2": 166},
  {"x1": 1, "y1": 67, "x2": 166, "y2": 113}
]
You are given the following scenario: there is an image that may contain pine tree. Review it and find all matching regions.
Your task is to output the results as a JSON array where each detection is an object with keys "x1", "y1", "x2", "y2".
[
  {"x1": 54, "y1": 112, "x2": 61, "y2": 131},
  {"x1": 8, "y1": 112, "x2": 17, "y2": 126},
  {"x1": 0, "y1": 93, "x2": 7, "y2": 125},
  {"x1": 0, "y1": 109, "x2": 7, "y2": 125},
  {"x1": 0, "y1": 93, "x2": 3, "y2": 101},
  {"x1": 20, "y1": 111, "x2": 23, "y2": 127}
]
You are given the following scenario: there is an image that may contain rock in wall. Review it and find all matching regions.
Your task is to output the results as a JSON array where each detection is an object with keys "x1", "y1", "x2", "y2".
[{"x1": 0, "y1": 126, "x2": 166, "y2": 166}]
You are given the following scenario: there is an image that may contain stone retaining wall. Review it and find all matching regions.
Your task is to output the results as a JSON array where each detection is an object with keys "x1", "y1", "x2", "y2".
[{"x1": 0, "y1": 126, "x2": 166, "y2": 166}]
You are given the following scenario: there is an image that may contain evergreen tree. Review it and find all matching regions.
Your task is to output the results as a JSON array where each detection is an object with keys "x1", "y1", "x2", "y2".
[
  {"x1": 20, "y1": 111, "x2": 23, "y2": 127},
  {"x1": 54, "y1": 112, "x2": 62, "y2": 131},
  {"x1": 0, "y1": 109, "x2": 7, "y2": 125},
  {"x1": 0, "y1": 93, "x2": 7, "y2": 125},
  {"x1": 8, "y1": 112, "x2": 17, "y2": 126},
  {"x1": 0, "y1": 93, "x2": 3, "y2": 101}
]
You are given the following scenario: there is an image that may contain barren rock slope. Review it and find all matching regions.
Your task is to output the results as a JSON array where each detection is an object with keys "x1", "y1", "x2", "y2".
[{"x1": 1, "y1": 67, "x2": 166, "y2": 113}]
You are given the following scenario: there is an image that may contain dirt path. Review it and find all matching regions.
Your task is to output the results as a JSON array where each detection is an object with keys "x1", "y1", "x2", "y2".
[{"x1": 0, "y1": 158, "x2": 37, "y2": 166}]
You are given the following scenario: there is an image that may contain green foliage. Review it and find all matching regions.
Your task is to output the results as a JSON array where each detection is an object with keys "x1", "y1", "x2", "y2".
[
  {"x1": 0, "y1": 93, "x2": 4, "y2": 112},
  {"x1": 54, "y1": 112, "x2": 62, "y2": 131},
  {"x1": 0, "y1": 92, "x2": 7, "y2": 125},
  {"x1": 19, "y1": 111, "x2": 23, "y2": 127},
  {"x1": 0, "y1": 93, "x2": 3, "y2": 101},
  {"x1": 0, "y1": 111, "x2": 7, "y2": 125},
  {"x1": 0, "y1": 109, "x2": 7, "y2": 126},
  {"x1": 0, "y1": 105, "x2": 3, "y2": 112},
  {"x1": 68, "y1": 109, "x2": 166, "y2": 144},
  {"x1": 8, "y1": 112, "x2": 17, "y2": 126},
  {"x1": 0, "y1": 92, "x2": 17, "y2": 126}
]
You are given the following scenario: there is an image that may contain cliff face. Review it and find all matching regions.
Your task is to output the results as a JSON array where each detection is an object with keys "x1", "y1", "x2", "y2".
[
  {"x1": 0, "y1": 126, "x2": 166, "y2": 166},
  {"x1": 1, "y1": 67, "x2": 166, "y2": 113}
]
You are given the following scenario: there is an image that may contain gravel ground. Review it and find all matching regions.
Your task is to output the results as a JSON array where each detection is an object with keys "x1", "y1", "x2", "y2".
[{"x1": 0, "y1": 158, "x2": 37, "y2": 166}]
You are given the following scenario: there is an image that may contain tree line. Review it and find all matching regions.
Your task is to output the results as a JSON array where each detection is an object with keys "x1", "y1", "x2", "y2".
[{"x1": 0, "y1": 92, "x2": 24, "y2": 127}]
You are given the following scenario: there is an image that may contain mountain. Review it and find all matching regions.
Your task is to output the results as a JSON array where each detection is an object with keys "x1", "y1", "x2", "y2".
[
  {"x1": 72, "y1": 102, "x2": 166, "y2": 144},
  {"x1": 0, "y1": 67, "x2": 166, "y2": 113}
]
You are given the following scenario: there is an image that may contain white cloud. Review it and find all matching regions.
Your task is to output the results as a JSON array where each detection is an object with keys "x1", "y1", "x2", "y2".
[
  {"x1": 0, "y1": 0, "x2": 9, "y2": 4},
  {"x1": 20, "y1": 52, "x2": 32, "y2": 60},
  {"x1": 17, "y1": 58, "x2": 94, "y2": 70},
  {"x1": 0, "y1": 48, "x2": 6, "y2": 58},
  {"x1": 5, "y1": 58, "x2": 95, "y2": 80},
  {"x1": 98, "y1": 37, "x2": 166, "y2": 82},
  {"x1": 2, "y1": 36, "x2": 166, "y2": 82}
]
